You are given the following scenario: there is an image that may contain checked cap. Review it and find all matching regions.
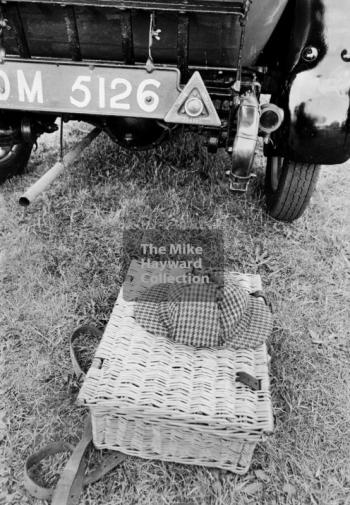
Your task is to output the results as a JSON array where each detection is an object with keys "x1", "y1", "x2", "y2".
[{"x1": 133, "y1": 280, "x2": 272, "y2": 350}]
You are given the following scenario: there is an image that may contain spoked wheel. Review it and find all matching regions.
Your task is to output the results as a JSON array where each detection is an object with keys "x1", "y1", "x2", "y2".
[
  {"x1": 0, "y1": 142, "x2": 33, "y2": 184},
  {"x1": 265, "y1": 156, "x2": 321, "y2": 222}
]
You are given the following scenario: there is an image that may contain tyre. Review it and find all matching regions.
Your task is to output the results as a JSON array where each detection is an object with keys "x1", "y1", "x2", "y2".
[
  {"x1": 0, "y1": 142, "x2": 33, "y2": 184},
  {"x1": 265, "y1": 157, "x2": 320, "y2": 222}
]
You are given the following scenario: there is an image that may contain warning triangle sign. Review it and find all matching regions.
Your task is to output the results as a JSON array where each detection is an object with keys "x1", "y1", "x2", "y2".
[{"x1": 164, "y1": 71, "x2": 221, "y2": 127}]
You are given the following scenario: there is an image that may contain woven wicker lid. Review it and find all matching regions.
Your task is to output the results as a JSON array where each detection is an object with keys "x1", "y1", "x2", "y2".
[{"x1": 133, "y1": 281, "x2": 272, "y2": 349}]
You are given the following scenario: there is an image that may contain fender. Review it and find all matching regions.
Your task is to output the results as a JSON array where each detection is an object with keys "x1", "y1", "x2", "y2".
[{"x1": 275, "y1": 0, "x2": 350, "y2": 165}]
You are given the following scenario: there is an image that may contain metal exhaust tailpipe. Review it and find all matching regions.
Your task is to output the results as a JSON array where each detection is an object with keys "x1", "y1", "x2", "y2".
[
  {"x1": 19, "y1": 127, "x2": 101, "y2": 207},
  {"x1": 259, "y1": 103, "x2": 284, "y2": 134}
]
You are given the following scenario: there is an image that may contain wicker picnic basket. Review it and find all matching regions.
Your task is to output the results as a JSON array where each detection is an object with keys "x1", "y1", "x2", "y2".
[{"x1": 78, "y1": 261, "x2": 273, "y2": 474}]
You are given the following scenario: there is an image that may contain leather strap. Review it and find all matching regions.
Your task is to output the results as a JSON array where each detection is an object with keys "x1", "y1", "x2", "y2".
[
  {"x1": 51, "y1": 416, "x2": 93, "y2": 505},
  {"x1": 24, "y1": 325, "x2": 126, "y2": 504},
  {"x1": 70, "y1": 324, "x2": 103, "y2": 381},
  {"x1": 236, "y1": 371, "x2": 261, "y2": 391},
  {"x1": 250, "y1": 290, "x2": 270, "y2": 309},
  {"x1": 24, "y1": 422, "x2": 125, "y2": 504},
  {"x1": 24, "y1": 441, "x2": 74, "y2": 501}
]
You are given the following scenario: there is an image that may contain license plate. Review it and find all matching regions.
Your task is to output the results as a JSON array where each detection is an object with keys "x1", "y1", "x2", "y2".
[{"x1": 0, "y1": 59, "x2": 181, "y2": 119}]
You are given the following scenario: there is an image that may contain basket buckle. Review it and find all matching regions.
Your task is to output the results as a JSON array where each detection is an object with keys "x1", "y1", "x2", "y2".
[{"x1": 236, "y1": 371, "x2": 261, "y2": 391}]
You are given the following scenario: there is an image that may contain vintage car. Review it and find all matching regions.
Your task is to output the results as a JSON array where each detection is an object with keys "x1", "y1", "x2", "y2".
[{"x1": 0, "y1": 0, "x2": 348, "y2": 221}]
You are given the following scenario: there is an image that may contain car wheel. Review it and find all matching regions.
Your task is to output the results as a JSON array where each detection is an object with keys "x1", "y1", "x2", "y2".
[
  {"x1": 265, "y1": 157, "x2": 320, "y2": 222},
  {"x1": 0, "y1": 142, "x2": 33, "y2": 184}
]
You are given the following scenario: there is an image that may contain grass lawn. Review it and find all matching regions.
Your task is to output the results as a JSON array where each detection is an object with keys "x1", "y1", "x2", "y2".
[{"x1": 1, "y1": 124, "x2": 350, "y2": 505}]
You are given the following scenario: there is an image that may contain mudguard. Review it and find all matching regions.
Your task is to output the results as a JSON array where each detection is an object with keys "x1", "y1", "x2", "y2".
[{"x1": 275, "y1": 0, "x2": 350, "y2": 165}]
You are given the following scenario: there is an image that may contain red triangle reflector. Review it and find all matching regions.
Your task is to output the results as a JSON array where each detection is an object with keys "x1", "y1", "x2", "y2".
[{"x1": 165, "y1": 72, "x2": 221, "y2": 127}]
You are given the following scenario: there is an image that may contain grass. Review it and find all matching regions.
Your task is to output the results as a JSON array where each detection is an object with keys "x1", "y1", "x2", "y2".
[{"x1": 1, "y1": 123, "x2": 350, "y2": 505}]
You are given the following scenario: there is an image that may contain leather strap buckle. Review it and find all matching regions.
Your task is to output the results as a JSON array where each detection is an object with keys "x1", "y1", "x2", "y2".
[{"x1": 236, "y1": 371, "x2": 262, "y2": 391}]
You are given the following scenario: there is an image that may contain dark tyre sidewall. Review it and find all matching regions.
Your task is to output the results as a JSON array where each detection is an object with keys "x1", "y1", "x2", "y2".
[
  {"x1": 0, "y1": 143, "x2": 33, "y2": 184},
  {"x1": 265, "y1": 156, "x2": 287, "y2": 210},
  {"x1": 265, "y1": 157, "x2": 320, "y2": 222}
]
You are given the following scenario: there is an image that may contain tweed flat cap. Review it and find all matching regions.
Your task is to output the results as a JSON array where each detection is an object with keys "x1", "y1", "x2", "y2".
[{"x1": 133, "y1": 281, "x2": 272, "y2": 349}]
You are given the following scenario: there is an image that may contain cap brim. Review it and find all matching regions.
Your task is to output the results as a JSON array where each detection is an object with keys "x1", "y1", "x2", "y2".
[{"x1": 226, "y1": 296, "x2": 272, "y2": 349}]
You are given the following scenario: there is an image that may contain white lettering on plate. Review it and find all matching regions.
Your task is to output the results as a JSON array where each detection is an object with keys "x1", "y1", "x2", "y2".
[
  {"x1": 70, "y1": 75, "x2": 92, "y2": 108},
  {"x1": 110, "y1": 78, "x2": 131, "y2": 110},
  {"x1": 137, "y1": 79, "x2": 160, "y2": 113},
  {"x1": 17, "y1": 70, "x2": 43, "y2": 103},
  {"x1": 69, "y1": 74, "x2": 161, "y2": 112},
  {"x1": 0, "y1": 70, "x2": 10, "y2": 101}
]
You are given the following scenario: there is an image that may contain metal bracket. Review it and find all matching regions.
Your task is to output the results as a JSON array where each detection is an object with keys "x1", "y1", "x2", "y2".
[
  {"x1": 226, "y1": 171, "x2": 257, "y2": 193},
  {"x1": 146, "y1": 11, "x2": 161, "y2": 72},
  {"x1": 226, "y1": 91, "x2": 260, "y2": 191}
]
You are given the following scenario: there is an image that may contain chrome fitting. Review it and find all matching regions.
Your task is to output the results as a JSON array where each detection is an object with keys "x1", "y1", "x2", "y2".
[
  {"x1": 302, "y1": 46, "x2": 319, "y2": 63},
  {"x1": 259, "y1": 103, "x2": 284, "y2": 134}
]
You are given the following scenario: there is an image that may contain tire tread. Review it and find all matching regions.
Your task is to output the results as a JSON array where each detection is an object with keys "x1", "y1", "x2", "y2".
[{"x1": 266, "y1": 159, "x2": 320, "y2": 222}]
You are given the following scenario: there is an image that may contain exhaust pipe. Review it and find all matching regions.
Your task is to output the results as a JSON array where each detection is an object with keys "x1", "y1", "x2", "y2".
[
  {"x1": 259, "y1": 103, "x2": 284, "y2": 134},
  {"x1": 19, "y1": 127, "x2": 101, "y2": 207}
]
